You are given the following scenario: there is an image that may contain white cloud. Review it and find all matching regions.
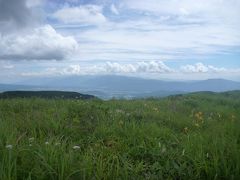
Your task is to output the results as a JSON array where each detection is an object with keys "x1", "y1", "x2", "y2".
[
  {"x1": 30, "y1": 0, "x2": 238, "y2": 65},
  {"x1": 180, "y1": 63, "x2": 227, "y2": 73},
  {"x1": 3, "y1": 65, "x2": 14, "y2": 69},
  {"x1": 20, "y1": 64, "x2": 82, "y2": 76},
  {"x1": 52, "y1": 5, "x2": 107, "y2": 25},
  {"x1": 124, "y1": 0, "x2": 240, "y2": 22},
  {"x1": 110, "y1": 4, "x2": 119, "y2": 15},
  {"x1": 137, "y1": 61, "x2": 174, "y2": 73},
  {"x1": 105, "y1": 62, "x2": 136, "y2": 73},
  {"x1": 62, "y1": 64, "x2": 81, "y2": 75},
  {"x1": 74, "y1": 17, "x2": 240, "y2": 62},
  {"x1": 17, "y1": 61, "x2": 240, "y2": 82},
  {"x1": 89, "y1": 61, "x2": 174, "y2": 74},
  {"x1": 0, "y1": 25, "x2": 79, "y2": 60},
  {"x1": 19, "y1": 61, "x2": 174, "y2": 77}
]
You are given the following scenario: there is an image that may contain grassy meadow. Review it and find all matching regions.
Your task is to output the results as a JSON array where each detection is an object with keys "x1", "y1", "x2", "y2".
[{"x1": 0, "y1": 91, "x2": 240, "y2": 179}]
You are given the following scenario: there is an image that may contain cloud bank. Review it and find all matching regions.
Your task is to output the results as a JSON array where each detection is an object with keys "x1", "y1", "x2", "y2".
[
  {"x1": 18, "y1": 61, "x2": 240, "y2": 77},
  {"x1": 180, "y1": 63, "x2": 227, "y2": 73}
]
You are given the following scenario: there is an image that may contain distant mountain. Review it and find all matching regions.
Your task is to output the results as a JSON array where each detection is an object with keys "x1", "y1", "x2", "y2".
[
  {"x1": 2, "y1": 75, "x2": 240, "y2": 99},
  {"x1": 0, "y1": 91, "x2": 96, "y2": 99},
  {"x1": 0, "y1": 84, "x2": 37, "y2": 92}
]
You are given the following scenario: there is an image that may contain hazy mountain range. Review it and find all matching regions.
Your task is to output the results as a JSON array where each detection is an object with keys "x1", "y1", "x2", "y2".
[{"x1": 1, "y1": 75, "x2": 240, "y2": 99}]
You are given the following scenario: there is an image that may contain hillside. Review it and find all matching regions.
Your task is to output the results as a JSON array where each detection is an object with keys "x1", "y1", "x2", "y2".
[
  {"x1": 0, "y1": 91, "x2": 239, "y2": 179},
  {"x1": 0, "y1": 91, "x2": 96, "y2": 100}
]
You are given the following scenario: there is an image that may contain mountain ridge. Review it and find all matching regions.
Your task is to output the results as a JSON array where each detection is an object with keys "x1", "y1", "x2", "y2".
[{"x1": 1, "y1": 75, "x2": 240, "y2": 99}]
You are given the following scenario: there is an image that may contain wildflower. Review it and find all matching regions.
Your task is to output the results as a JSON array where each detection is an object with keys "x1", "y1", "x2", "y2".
[
  {"x1": 94, "y1": 143, "x2": 100, "y2": 147},
  {"x1": 116, "y1": 109, "x2": 124, "y2": 114},
  {"x1": 183, "y1": 127, "x2": 189, "y2": 134},
  {"x1": 73, "y1": 145, "x2": 80, "y2": 150},
  {"x1": 45, "y1": 141, "x2": 49, "y2": 145},
  {"x1": 195, "y1": 113, "x2": 200, "y2": 118},
  {"x1": 182, "y1": 149, "x2": 185, "y2": 156},
  {"x1": 29, "y1": 137, "x2": 34, "y2": 142},
  {"x1": 161, "y1": 146, "x2": 166, "y2": 153},
  {"x1": 6, "y1": 144, "x2": 13, "y2": 149},
  {"x1": 153, "y1": 107, "x2": 158, "y2": 111},
  {"x1": 119, "y1": 120, "x2": 124, "y2": 126}
]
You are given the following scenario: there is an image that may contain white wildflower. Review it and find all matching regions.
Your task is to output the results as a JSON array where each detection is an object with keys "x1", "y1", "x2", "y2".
[
  {"x1": 45, "y1": 141, "x2": 49, "y2": 145},
  {"x1": 6, "y1": 144, "x2": 13, "y2": 149},
  {"x1": 73, "y1": 145, "x2": 80, "y2": 150},
  {"x1": 182, "y1": 149, "x2": 185, "y2": 156},
  {"x1": 116, "y1": 109, "x2": 124, "y2": 114},
  {"x1": 161, "y1": 145, "x2": 166, "y2": 153},
  {"x1": 29, "y1": 137, "x2": 34, "y2": 142}
]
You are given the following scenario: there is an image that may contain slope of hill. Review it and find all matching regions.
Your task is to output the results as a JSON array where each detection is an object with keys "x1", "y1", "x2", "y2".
[
  {"x1": 0, "y1": 91, "x2": 239, "y2": 179},
  {"x1": 0, "y1": 91, "x2": 96, "y2": 99}
]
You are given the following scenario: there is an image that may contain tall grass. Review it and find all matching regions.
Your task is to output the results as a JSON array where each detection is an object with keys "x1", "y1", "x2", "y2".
[{"x1": 0, "y1": 93, "x2": 239, "y2": 179}]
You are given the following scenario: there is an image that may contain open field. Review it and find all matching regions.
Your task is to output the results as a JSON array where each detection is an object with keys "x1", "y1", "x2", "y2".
[{"x1": 0, "y1": 91, "x2": 240, "y2": 179}]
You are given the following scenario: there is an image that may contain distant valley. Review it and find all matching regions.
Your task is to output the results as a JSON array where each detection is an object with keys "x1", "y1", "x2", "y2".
[{"x1": 1, "y1": 75, "x2": 240, "y2": 99}]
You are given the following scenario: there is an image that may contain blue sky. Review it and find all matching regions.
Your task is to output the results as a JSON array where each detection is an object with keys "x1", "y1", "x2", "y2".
[{"x1": 0, "y1": 0, "x2": 240, "y2": 82}]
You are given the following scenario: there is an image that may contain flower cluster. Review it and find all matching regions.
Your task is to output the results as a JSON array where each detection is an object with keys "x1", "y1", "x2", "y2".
[{"x1": 194, "y1": 111, "x2": 204, "y2": 127}]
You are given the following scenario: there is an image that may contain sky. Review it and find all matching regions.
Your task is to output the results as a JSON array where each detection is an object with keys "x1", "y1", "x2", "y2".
[{"x1": 0, "y1": 0, "x2": 240, "y2": 83}]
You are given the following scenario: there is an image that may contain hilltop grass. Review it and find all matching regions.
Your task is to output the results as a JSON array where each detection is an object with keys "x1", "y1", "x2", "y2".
[{"x1": 0, "y1": 92, "x2": 240, "y2": 179}]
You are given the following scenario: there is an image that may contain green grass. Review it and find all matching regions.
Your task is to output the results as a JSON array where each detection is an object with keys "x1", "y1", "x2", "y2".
[{"x1": 0, "y1": 91, "x2": 240, "y2": 179}]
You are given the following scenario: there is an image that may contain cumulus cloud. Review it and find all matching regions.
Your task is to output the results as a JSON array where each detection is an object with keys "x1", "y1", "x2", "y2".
[
  {"x1": 180, "y1": 63, "x2": 227, "y2": 73},
  {"x1": 105, "y1": 62, "x2": 136, "y2": 73},
  {"x1": 52, "y1": 5, "x2": 107, "y2": 25},
  {"x1": 102, "y1": 61, "x2": 174, "y2": 74},
  {"x1": 0, "y1": 25, "x2": 78, "y2": 60},
  {"x1": 18, "y1": 61, "x2": 240, "y2": 80},
  {"x1": 62, "y1": 64, "x2": 81, "y2": 75},
  {"x1": 137, "y1": 61, "x2": 174, "y2": 73}
]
